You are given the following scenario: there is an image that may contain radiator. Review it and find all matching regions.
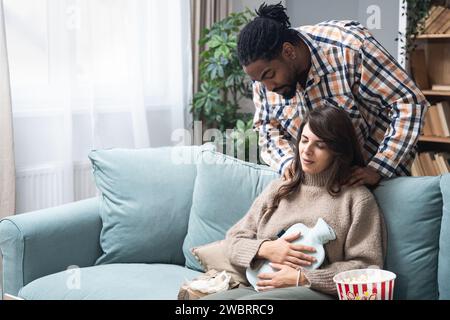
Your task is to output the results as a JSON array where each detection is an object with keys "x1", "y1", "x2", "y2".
[
  {"x1": 15, "y1": 162, "x2": 97, "y2": 214},
  {"x1": 73, "y1": 162, "x2": 98, "y2": 201}
]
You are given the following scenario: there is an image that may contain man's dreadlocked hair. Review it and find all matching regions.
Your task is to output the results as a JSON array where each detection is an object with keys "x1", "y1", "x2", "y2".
[{"x1": 237, "y1": 2, "x2": 301, "y2": 66}]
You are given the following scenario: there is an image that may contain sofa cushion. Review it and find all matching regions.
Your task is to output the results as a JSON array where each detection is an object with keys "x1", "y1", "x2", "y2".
[
  {"x1": 373, "y1": 176, "x2": 442, "y2": 300},
  {"x1": 182, "y1": 150, "x2": 279, "y2": 272},
  {"x1": 18, "y1": 264, "x2": 203, "y2": 300},
  {"x1": 439, "y1": 174, "x2": 450, "y2": 300},
  {"x1": 191, "y1": 240, "x2": 248, "y2": 285},
  {"x1": 89, "y1": 145, "x2": 213, "y2": 266}
]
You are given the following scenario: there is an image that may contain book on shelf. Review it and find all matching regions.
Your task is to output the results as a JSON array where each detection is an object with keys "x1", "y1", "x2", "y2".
[
  {"x1": 417, "y1": 156, "x2": 426, "y2": 176},
  {"x1": 425, "y1": 152, "x2": 439, "y2": 176},
  {"x1": 411, "y1": 156, "x2": 423, "y2": 176},
  {"x1": 418, "y1": 153, "x2": 432, "y2": 176},
  {"x1": 413, "y1": 152, "x2": 450, "y2": 176},
  {"x1": 423, "y1": 6, "x2": 449, "y2": 34},
  {"x1": 436, "y1": 153, "x2": 450, "y2": 173},
  {"x1": 415, "y1": 153, "x2": 430, "y2": 176},
  {"x1": 422, "y1": 103, "x2": 450, "y2": 138},
  {"x1": 423, "y1": 6, "x2": 443, "y2": 31},
  {"x1": 428, "y1": 8, "x2": 450, "y2": 34},
  {"x1": 432, "y1": 84, "x2": 450, "y2": 91},
  {"x1": 428, "y1": 105, "x2": 446, "y2": 137},
  {"x1": 423, "y1": 6, "x2": 447, "y2": 34},
  {"x1": 431, "y1": 153, "x2": 446, "y2": 175},
  {"x1": 422, "y1": 109, "x2": 433, "y2": 136},
  {"x1": 436, "y1": 12, "x2": 450, "y2": 34},
  {"x1": 436, "y1": 102, "x2": 450, "y2": 137}
]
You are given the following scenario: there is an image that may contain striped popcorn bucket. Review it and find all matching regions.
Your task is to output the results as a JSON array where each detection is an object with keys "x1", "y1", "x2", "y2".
[{"x1": 333, "y1": 269, "x2": 397, "y2": 300}]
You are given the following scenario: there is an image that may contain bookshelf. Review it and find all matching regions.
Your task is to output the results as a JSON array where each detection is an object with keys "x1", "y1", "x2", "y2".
[
  {"x1": 417, "y1": 34, "x2": 450, "y2": 39},
  {"x1": 408, "y1": 3, "x2": 450, "y2": 176},
  {"x1": 419, "y1": 136, "x2": 450, "y2": 144},
  {"x1": 422, "y1": 90, "x2": 450, "y2": 97}
]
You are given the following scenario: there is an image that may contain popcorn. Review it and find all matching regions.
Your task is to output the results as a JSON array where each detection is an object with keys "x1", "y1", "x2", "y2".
[
  {"x1": 333, "y1": 269, "x2": 397, "y2": 300},
  {"x1": 342, "y1": 273, "x2": 385, "y2": 284}
]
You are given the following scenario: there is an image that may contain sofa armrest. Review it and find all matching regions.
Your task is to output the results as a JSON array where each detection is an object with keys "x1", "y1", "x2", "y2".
[{"x1": 0, "y1": 197, "x2": 102, "y2": 297}]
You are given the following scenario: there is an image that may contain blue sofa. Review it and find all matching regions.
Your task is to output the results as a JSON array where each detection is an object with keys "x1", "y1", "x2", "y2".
[{"x1": 0, "y1": 145, "x2": 449, "y2": 300}]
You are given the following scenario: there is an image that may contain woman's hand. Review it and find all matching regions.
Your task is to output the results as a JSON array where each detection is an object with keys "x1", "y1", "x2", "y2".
[
  {"x1": 256, "y1": 263, "x2": 300, "y2": 291},
  {"x1": 257, "y1": 233, "x2": 317, "y2": 269}
]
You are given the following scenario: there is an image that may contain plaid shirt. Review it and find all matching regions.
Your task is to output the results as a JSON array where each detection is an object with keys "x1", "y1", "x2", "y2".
[{"x1": 253, "y1": 20, "x2": 429, "y2": 178}]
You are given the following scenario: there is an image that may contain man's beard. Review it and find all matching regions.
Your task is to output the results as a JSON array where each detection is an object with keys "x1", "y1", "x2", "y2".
[
  {"x1": 278, "y1": 69, "x2": 308, "y2": 100},
  {"x1": 280, "y1": 85, "x2": 297, "y2": 100}
]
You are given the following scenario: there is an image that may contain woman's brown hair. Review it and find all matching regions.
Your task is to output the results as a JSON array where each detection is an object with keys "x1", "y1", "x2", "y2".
[{"x1": 263, "y1": 105, "x2": 366, "y2": 217}]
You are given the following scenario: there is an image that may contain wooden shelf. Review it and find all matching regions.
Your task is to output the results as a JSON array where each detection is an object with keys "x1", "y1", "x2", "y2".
[
  {"x1": 422, "y1": 90, "x2": 450, "y2": 97},
  {"x1": 419, "y1": 136, "x2": 450, "y2": 144},
  {"x1": 416, "y1": 34, "x2": 450, "y2": 40},
  {"x1": 411, "y1": 7, "x2": 450, "y2": 177}
]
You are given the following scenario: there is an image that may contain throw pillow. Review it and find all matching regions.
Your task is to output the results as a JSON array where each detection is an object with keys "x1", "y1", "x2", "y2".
[
  {"x1": 373, "y1": 176, "x2": 442, "y2": 300},
  {"x1": 191, "y1": 240, "x2": 249, "y2": 285},
  {"x1": 182, "y1": 149, "x2": 279, "y2": 272},
  {"x1": 89, "y1": 145, "x2": 214, "y2": 265}
]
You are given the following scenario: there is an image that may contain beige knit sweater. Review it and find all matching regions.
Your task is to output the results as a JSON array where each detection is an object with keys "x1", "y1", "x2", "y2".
[{"x1": 225, "y1": 168, "x2": 387, "y2": 297}]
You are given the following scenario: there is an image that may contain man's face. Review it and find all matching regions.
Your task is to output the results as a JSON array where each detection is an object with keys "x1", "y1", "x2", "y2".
[{"x1": 244, "y1": 57, "x2": 298, "y2": 99}]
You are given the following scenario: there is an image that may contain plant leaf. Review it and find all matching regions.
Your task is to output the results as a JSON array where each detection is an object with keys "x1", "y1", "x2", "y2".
[{"x1": 236, "y1": 120, "x2": 246, "y2": 132}]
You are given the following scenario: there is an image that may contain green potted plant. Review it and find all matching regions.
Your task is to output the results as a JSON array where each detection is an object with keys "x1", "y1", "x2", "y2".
[
  {"x1": 397, "y1": 0, "x2": 433, "y2": 61},
  {"x1": 228, "y1": 118, "x2": 262, "y2": 164},
  {"x1": 192, "y1": 9, "x2": 262, "y2": 163}
]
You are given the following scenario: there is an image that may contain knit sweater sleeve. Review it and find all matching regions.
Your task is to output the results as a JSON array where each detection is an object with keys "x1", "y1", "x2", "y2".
[
  {"x1": 225, "y1": 180, "x2": 280, "y2": 268},
  {"x1": 302, "y1": 194, "x2": 386, "y2": 297}
]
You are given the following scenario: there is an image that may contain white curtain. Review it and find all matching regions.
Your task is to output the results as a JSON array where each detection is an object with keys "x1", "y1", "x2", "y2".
[
  {"x1": 3, "y1": 0, "x2": 192, "y2": 213},
  {"x1": 191, "y1": 0, "x2": 233, "y2": 94},
  {"x1": 0, "y1": 0, "x2": 15, "y2": 219}
]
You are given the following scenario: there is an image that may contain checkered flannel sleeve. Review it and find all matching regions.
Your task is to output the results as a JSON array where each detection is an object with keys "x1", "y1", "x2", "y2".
[
  {"x1": 252, "y1": 82, "x2": 295, "y2": 175},
  {"x1": 356, "y1": 35, "x2": 429, "y2": 178}
]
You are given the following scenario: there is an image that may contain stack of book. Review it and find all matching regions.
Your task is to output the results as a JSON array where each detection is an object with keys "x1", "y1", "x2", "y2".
[
  {"x1": 422, "y1": 5, "x2": 450, "y2": 34},
  {"x1": 412, "y1": 152, "x2": 450, "y2": 176},
  {"x1": 422, "y1": 101, "x2": 450, "y2": 137}
]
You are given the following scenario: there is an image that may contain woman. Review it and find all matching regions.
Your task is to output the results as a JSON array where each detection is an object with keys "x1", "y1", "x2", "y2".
[{"x1": 203, "y1": 106, "x2": 387, "y2": 300}]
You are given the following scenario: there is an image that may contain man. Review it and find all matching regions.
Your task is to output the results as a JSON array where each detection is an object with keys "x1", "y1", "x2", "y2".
[{"x1": 237, "y1": 3, "x2": 429, "y2": 186}]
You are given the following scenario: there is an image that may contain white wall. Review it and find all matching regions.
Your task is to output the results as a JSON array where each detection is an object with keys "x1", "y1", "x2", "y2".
[
  {"x1": 286, "y1": 0, "x2": 401, "y2": 59},
  {"x1": 232, "y1": 0, "x2": 286, "y2": 13}
]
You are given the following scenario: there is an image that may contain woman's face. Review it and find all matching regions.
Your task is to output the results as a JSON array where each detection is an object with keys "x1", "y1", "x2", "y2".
[{"x1": 298, "y1": 123, "x2": 334, "y2": 175}]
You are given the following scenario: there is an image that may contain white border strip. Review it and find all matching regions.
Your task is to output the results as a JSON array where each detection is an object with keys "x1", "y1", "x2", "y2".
[{"x1": 398, "y1": 0, "x2": 408, "y2": 68}]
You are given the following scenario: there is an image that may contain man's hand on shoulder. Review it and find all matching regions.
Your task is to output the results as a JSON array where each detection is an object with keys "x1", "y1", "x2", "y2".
[
  {"x1": 282, "y1": 161, "x2": 296, "y2": 181},
  {"x1": 344, "y1": 166, "x2": 381, "y2": 187}
]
